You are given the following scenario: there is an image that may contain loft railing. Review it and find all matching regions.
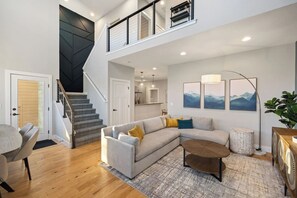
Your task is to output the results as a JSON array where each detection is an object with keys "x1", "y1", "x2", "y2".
[
  {"x1": 56, "y1": 79, "x2": 76, "y2": 149},
  {"x1": 107, "y1": 0, "x2": 195, "y2": 52}
]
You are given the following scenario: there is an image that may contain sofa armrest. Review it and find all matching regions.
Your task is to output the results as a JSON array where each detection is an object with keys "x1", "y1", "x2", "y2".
[{"x1": 101, "y1": 132, "x2": 135, "y2": 178}]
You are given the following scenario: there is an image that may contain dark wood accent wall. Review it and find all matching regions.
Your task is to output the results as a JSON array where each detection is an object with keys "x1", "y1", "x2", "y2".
[{"x1": 59, "y1": 5, "x2": 94, "y2": 92}]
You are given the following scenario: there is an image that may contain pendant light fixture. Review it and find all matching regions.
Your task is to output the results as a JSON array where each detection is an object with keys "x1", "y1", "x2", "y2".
[{"x1": 152, "y1": 74, "x2": 155, "y2": 88}]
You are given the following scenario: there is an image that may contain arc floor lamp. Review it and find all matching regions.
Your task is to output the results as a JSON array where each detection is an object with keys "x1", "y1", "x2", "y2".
[{"x1": 201, "y1": 70, "x2": 262, "y2": 152}]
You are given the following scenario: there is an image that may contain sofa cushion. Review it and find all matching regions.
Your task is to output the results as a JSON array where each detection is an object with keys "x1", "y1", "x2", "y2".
[
  {"x1": 178, "y1": 119, "x2": 193, "y2": 129},
  {"x1": 179, "y1": 129, "x2": 229, "y2": 145},
  {"x1": 192, "y1": 117, "x2": 214, "y2": 131},
  {"x1": 136, "y1": 128, "x2": 180, "y2": 161},
  {"x1": 113, "y1": 121, "x2": 144, "y2": 139},
  {"x1": 143, "y1": 117, "x2": 165, "y2": 134}
]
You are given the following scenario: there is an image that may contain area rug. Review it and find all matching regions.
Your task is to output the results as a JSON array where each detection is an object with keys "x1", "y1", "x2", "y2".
[
  {"x1": 101, "y1": 146, "x2": 286, "y2": 198},
  {"x1": 33, "y1": 140, "x2": 57, "y2": 150}
]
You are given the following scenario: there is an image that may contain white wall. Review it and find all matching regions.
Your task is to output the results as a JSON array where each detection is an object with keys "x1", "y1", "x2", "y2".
[
  {"x1": 0, "y1": 1, "x2": 59, "y2": 125},
  {"x1": 168, "y1": 44, "x2": 295, "y2": 150},
  {"x1": 109, "y1": 62, "x2": 135, "y2": 122},
  {"x1": 95, "y1": 0, "x2": 138, "y2": 40}
]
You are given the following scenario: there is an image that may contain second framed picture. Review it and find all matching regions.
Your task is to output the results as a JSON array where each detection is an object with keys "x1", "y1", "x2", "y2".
[{"x1": 204, "y1": 81, "x2": 225, "y2": 110}]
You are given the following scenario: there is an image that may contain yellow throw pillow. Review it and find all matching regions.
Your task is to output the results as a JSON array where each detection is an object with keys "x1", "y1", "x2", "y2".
[
  {"x1": 128, "y1": 125, "x2": 144, "y2": 142},
  {"x1": 166, "y1": 117, "x2": 183, "y2": 128}
]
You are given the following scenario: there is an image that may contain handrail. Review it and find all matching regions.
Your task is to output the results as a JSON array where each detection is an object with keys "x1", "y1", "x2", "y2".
[
  {"x1": 56, "y1": 79, "x2": 76, "y2": 149},
  {"x1": 108, "y1": 0, "x2": 161, "y2": 29},
  {"x1": 83, "y1": 72, "x2": 108, "y2": 103},
  {"x1": 107, "y1": 0, "x2": 195, "y2": 52}
]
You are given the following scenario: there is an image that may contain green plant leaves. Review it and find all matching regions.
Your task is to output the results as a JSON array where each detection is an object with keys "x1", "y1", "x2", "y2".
[{"x1": 264, "y1": 91, "x2": 297, "y2": 129}]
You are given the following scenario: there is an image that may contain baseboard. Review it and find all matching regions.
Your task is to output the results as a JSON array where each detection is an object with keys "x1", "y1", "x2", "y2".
[{"x1": 53, "y1": 135, "x2": 71, "y2": 148}]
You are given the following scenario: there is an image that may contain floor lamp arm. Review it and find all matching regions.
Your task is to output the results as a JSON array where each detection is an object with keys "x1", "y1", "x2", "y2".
[{"x1": 223, "y1": 70, "x2": 262, "y2": 151}]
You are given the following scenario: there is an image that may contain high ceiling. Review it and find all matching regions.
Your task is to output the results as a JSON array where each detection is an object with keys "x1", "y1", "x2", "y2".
[
  {"x1": 80, "y1": 0, "x2": 127, "y2": 19},
  {"x1": 111, "y1": 3, "x2": 297, "y2": 81}
]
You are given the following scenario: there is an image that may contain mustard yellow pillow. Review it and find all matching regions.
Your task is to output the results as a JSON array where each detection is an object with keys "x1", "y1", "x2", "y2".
[
  {"x1": 128, "y1": 125, "x2": 144, "y2": 142},
  {"x1": 166, "y1": 117, "x2": 183, "y2": 128}
]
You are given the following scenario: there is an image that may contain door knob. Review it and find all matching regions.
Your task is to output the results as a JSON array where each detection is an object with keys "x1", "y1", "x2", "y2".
[
  {"x1": 12, "y1": 113, "x2": 20, "y2": 116},
  {"x1": 113, "y1": 109, "x2": 117, "y2": 112}
]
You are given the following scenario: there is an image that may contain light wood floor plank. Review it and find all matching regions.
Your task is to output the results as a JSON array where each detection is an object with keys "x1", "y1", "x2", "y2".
[{"x1": 0, "y1": 141, "x2": 145, "y2": 198}]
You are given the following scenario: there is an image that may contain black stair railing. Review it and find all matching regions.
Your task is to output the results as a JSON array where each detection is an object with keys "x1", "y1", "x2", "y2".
[
  {"x1": 107, "y1": 0, "x2": 195, "y2": 52},
  {"x1": 56, "y1": 79, "x2": 76, "y2": 149}
]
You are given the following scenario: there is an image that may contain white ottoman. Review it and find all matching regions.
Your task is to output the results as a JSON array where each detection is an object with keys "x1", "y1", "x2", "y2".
[{"x1": 230, "y1": 128, "x2": 254, "y2": 155}]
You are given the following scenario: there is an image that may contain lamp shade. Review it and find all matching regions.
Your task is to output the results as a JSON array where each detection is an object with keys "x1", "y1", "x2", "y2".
[{"x1": 201, "y1": 74, "x2": 221, "y2": 84}]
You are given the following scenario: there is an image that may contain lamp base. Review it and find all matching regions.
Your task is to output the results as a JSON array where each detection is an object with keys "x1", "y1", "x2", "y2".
[{"x1": 254, "y1": 148, "x2": 266, "y2": 156}]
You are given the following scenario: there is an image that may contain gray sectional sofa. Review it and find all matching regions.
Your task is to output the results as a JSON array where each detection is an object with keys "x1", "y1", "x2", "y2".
[{"x1": 101, "y1": 115, "x2": 229, "y2": 179}]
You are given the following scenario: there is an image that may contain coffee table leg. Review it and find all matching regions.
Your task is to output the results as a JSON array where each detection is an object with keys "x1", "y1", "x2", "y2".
[
  {"x1": 211, "y1": 158, "x2": 223, "y2": 182},
  {"x1": 219, "y1": 158, "x2": 222, "y2": 182},
  {"x1": 183, "y1": 148, "x2": 189, "y2": 167}
]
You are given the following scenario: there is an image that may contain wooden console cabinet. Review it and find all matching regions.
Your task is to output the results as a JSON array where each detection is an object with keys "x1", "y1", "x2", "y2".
[{"x1": 272, "y1": 127, "x2": 297, "y2": 197}]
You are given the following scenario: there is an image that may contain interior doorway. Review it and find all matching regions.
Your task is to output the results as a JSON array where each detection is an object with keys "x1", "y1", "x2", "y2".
[
  {"x1": 5, "y1": 70, "x2": 52, "y2": 141},
  {"x1": 110, "y1": 78, "x2": 131, "y2": 125}
]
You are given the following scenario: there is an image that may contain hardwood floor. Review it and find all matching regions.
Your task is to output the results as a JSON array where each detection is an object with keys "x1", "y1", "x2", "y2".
[
  {"x1": 0, "y1": 141, "x2": 145, "y2": 198},
  {"x1": 0, "y1": 141, "x2": 272, "y2": 198}
]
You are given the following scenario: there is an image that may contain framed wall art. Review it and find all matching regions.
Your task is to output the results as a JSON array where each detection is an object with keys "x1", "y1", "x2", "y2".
[
  {"x1": 204, "y1": 81, "x2": 225, "y2": 110},
  {"x1": 183, "y1": 82, "x2": 201, "y2": 108},
  {"x1": 230, "y1": 78, "x2": 257, "y2": 111}
]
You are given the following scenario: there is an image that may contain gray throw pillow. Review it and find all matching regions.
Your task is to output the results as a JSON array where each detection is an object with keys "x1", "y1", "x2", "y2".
[{"x1": 192, "y1": 116, "x2": 214, "y2": 131}]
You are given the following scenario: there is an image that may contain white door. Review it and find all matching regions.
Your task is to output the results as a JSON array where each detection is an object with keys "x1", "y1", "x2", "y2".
[
  {"x1": 111, "y1": 79, "x2": 130, "y2": 125},
  {"x1": 10, "y1": 74, "x2": 50, "y2": 141}
]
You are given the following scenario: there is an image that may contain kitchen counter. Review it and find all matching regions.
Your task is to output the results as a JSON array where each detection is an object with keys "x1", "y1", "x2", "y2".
[
  {"x1": 135, "y1": 103, "x2": 163, "y2": 106},
  {"x1": 135, "y1": 103, "x2": 162, "y2": 120}
]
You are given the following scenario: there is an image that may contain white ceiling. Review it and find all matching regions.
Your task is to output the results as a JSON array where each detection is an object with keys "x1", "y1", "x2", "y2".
[
  {"x1": 111, "y1": 3, "x2": 297, "y2": 80},
  {"x1": 79, "y1": 0, "x2": 127, "y2": 19}
]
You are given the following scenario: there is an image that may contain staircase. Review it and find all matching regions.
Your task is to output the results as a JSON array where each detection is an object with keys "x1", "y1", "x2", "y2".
[{"x1": 65, "y1": 93, "x2": 106, "y2": 147}]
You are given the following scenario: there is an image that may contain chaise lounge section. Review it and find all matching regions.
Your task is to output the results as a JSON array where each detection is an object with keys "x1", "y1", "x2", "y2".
[{"x1": 101, "y1": 116, "x2": 229, "y2": 179}]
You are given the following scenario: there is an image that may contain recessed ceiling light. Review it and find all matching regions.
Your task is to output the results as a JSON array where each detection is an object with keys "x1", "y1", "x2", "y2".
[
  {"x1": 180, "y1": 51, "x2": 187, "y2": 56},
  {"x1": 90, "y1": 12, "x2": 95, "y2": 17},
  {"x1": 64, "y1": 0, "x2": 69, "y2": 2},
  {"x1": 160, "y1": 0, "x2": 165, "y2": 5},
  {"x1": 153, "y1": 67, "x2": 157, "y2": 70},
  {"x1": 241, "y1": 36, "x2": 251, "y2": 42}
]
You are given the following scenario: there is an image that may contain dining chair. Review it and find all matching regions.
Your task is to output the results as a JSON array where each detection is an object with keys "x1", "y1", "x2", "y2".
[
  {"x1": 0, "y1": 155, "x2": 14, "y2": 192},
  {"x1": 19, "y1": 123, "x2": 33, "y2": 136},
  {"x1": 4, "y1": 127, "x2": 39, "y2": 181}
]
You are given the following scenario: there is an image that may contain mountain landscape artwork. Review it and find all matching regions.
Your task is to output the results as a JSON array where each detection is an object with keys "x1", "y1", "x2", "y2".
[
  {"x1": 204, "y1": 81, "x2": 225, "y2": 110},
  {"x1": 230, "y1": 78, "x2": 257, "y2": 111},
  {"x1": 183, "y1": 82, "x2": 200, "y2": 108}
]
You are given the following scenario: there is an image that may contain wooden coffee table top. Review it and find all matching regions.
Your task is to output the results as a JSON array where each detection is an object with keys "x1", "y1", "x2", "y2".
[{"x1": 182, "y1": 140, "x2": 230, "y2": 158}]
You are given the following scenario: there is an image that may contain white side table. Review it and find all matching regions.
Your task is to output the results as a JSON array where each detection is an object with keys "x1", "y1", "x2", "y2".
[{"x1": 230, "y1": 128, "x2": 254, "y2": 155}]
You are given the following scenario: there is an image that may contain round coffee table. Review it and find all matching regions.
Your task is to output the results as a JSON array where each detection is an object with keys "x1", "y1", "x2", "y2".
[{"x1": 181, "y1": 140, "x2": 230, "y2": 182}]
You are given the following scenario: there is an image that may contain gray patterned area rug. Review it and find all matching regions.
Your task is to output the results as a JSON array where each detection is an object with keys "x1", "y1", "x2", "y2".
[{"x1": 101, "y1": 147, "x2": 286, "y2": 198}]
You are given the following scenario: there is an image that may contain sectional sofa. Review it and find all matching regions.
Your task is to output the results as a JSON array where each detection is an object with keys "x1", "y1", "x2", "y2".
[{"x1": 101, "y1": 115, "x2": 229, "y2": 179}]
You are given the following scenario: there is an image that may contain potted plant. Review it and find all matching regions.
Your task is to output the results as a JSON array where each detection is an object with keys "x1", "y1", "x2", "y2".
[{"x1": 264, "y1": 91, "x2": 297, "y2": 129}]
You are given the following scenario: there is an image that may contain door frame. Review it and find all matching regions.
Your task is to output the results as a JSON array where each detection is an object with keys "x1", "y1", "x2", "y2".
[
  {"x1": 5, "y1": 70, "x2": 53, "y2": 139},
  {"x1": 110, "y1": 78, "x2": 131, "y2": 126}
]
